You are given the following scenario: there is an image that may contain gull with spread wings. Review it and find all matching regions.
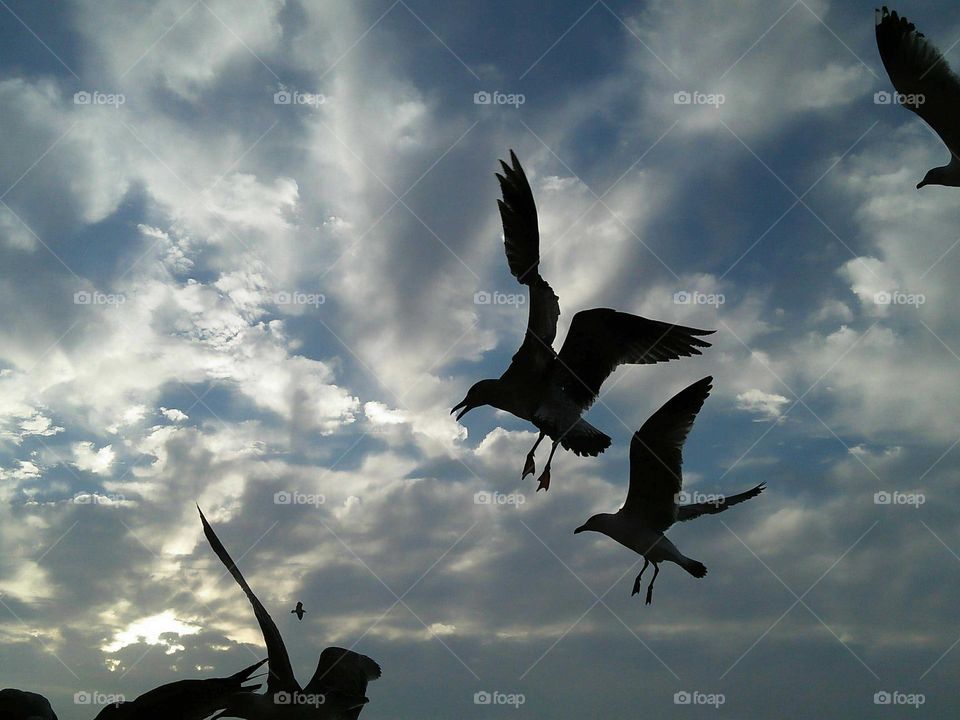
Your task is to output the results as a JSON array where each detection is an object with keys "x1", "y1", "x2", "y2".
[
  {"x1": 876, "y1": 6, "x2": 960, "y2": 188},
  {"x1": 453, "y1": 151, "x2": 714, "y2": 491},
  {"x1": 199, "y1": 507, "x2": 381, "y2": 719},
  {"x1": 574, "y1": 377, "x2": 765, "y2": 605}
]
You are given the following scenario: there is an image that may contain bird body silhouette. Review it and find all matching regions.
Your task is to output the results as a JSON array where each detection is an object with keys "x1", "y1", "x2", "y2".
[
  {"x1": 575, "y1": 377, "x2": 765, "y2": 604},
  {"x1": 453, "y1": 151, "x2": 713, "y2": 490},
  {"x1": 876, "y1": 6, "x2": 960, "y2": 188},
  {"x1": 292, "y1": 601, "x2": 306, "y2": 621},
  {"x1": 198, "y1": 507, "x2": 381, "y2": 719}
]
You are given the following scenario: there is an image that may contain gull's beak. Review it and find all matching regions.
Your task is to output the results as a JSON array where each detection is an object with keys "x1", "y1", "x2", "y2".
[
  {"x1": 917, "y1": 180, "x2": 927, "y2": 189},
  {"x1": 451, "y1": 399, "x2": 469, "y2": 422},
  {"x1": 573, "y1": 524, "x2": 586, "y2": 534}
]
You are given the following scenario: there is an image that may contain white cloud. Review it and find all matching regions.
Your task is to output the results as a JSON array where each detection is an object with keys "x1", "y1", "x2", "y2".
[{"x1": 736, "y1": 388, "x2": 791, "y2": 421}]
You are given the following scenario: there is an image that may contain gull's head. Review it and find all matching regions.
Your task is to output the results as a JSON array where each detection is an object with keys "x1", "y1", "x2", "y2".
[
  {"x1": 451, "y1": 379, "x2": 497, "y2": 421},
  {"x1": 574, "y1": 513, "x2": 611, "y2": 535},
  {"x1": 917, "y1": 165, "x2": 960, "y2": 189},
  {"x1": 917, "y1": 169, "x2": 936, "y2": 189}
]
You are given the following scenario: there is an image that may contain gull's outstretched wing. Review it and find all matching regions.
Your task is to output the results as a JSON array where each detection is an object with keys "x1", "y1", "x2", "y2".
[
  {"x1": 876, "y1": 6, "x2": 960, "y2": 158},
  {"x1": 198, "y1": 507, "x2": 299, "y2": 696},
  {"x1": 496, "y1": 151, "x2": 561, "y2": 382},
  {"x1": 552, "y1": 310, "x2": 713, "y2": 413},
  {"x1": 623, "y1": 377, "x2": 713, "y2": 531},
  {"x1": 497, "y1": 149, "x2": 542, "y2": 284},
  {"x1": 677, "y1": 483, "x2": 766, "y2": 522}
]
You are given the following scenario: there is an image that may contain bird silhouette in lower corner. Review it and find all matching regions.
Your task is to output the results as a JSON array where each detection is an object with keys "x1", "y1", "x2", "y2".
[
  {"x1": 198, "y1": 507, "x2": 381, "y2": 718},
  {"x1": 574, "y1": 376, "x2": 765, "y2": 605},
  {"x1": 292, "y1": 601, "x2": 306, "y2": 621}
]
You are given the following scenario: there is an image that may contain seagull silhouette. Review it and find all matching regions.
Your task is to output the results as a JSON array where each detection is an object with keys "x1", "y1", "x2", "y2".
[
  {"x1": 92, "y1": 658, "x2": 267, "y2": 720},
  {"x1": 198, "y1": 507, "x2": 381, "y2": 719},
  {"x1": 876, "y1": 6, "x2": 960, "y2": 188},
  {"x1": 453, "y1": 151, "x2": 714, "y2": 490},
  {"x1": 292, "y1": 601, "x2": 306, "y2": 621},
  {"x1": 574, "y1": 377, "x2": 765, "y2": 605}
]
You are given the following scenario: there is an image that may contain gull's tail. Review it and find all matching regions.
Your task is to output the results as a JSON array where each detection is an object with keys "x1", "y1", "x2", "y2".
[{"x1": 680, "y1": 557, "x2": 707, "y2": 578}]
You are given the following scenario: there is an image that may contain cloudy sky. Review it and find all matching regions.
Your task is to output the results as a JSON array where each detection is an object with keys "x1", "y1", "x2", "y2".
[{"x1": 2, "y1": 0, "x2": 960, "y2": 717}]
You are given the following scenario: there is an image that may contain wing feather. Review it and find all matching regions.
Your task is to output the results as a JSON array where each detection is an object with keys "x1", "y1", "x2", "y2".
[
  {"x1": 198, "y1": 507, "x2": 299, "y2": 695},
  {"x1": 623, "y1": 377, "x2": 712, "y2": 531},
  {"x1": 553, "y1": 310, "x2": 713, "y2": 413},
  {"x1": 876, "y1": 7, "x2": 960, "y2": 157}
]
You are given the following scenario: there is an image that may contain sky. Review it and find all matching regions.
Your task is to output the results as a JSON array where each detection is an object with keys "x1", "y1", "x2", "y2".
[{"x1": 1, "y1": 0, "x2": 959, "y2": 717}]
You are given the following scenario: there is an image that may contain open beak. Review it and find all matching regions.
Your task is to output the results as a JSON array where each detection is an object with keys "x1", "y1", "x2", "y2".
[{"x1": 451, "y1": 400, "x2": 469, "y2": 422}]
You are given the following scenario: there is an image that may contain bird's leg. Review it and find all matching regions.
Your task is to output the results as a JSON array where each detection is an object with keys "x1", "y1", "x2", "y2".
[
  {"x1": 536, "y1": 439, "x2": 560, "y2": 491},
  {"x1": 645, "y1": 563, "x2": 660, "y2": 606},
  {"x1": 522, "y1": 431, "x2": 545, "y2": 479},
  {"x1": 632, "y1": 558, "x2": 650, "y2": 596}
]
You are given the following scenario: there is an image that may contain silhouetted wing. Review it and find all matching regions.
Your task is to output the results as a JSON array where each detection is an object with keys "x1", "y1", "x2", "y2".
[
  {"x1": 876, "y1": 7, "x2": 960, "y2": 157},
  {"x1": 495, "y1": 151, "x2": 561, "y2": 381},
  {"x1": 198, "y1": 507, "x2": 299, "y2": 696},
  {"x1": 554, "y1": 310, "x2": 713, "y2": 412},
  {"x1": 501, "y1": 276, "x2": 561, "y2": 384},
  {"x1": 677, "y1": 483, "x2": 766, "y2": 522},
  {"x1": 497, "y1": 150, "x2": 540, "y2": 284},
  {"x1": 623, "y1": 377, "x2": 712, "y2": 531}
]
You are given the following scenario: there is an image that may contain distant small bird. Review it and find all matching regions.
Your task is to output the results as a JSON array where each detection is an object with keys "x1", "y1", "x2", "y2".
[
  {"x1": 92, "y1": 658, "x2": 266, "y2": 720},
  {"x1": 292, "y1": 601, "x2": 306, "y2": 620},
  {"x1": 453, "y1": 151, "x2": 713, "y2": 490},
  {"x1": 198, "y1": 507, "x2": 381, "y2": 718},
  {"x1": 0, "y1": 688, "x2": 58, "y2": 719},
  {"x1": 574, "y1": 377, "x2": 765, "y2": 605},
  {"x1": 876, "y1": 6, "x2": 960, "y2": 188}
]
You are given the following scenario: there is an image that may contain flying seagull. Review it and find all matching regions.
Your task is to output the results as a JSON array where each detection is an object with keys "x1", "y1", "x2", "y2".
[
  {"x1": 453, "y1": 151, "x2": 714, "y2": 491},
  {"x1": 574, "y1": 377, "x2": 765, "y2": 605},
  {"x1": 198, "y1": 507, "x2": 381, "y2": 719},
  {"x1": 876, "y1": 6, "x2": 960, "y2": 188},
  {"x1": 92, "y1": 658, "x2": 267, "y2": 720},
  {"x1": 292, "y1": 601, "x2": 306, "y2": 621}
]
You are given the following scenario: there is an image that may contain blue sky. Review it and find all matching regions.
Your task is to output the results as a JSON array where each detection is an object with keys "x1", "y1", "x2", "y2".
[{"x1": 2, "y1": 1, "x2": 960, "y2": 717}]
